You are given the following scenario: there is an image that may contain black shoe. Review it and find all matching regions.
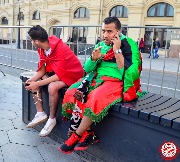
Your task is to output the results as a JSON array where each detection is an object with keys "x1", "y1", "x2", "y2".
[
  {"x1": 74, "y1": 130, "x2": 98, "y2": 151},
  {"x1": 58, "y1": 132, "x2": 81, "y2": 154},
  {"x1": 67, "y1": 129, "x2": 75, "y2": 138}
]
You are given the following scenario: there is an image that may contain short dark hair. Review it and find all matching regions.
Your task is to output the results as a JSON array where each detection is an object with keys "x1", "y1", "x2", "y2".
[
  {"x1": 103, "y1": 17, "x2": 121, "y2": 30},
  {"x1": 28, "y1": 25, "x2": 48, "y2": 42}
]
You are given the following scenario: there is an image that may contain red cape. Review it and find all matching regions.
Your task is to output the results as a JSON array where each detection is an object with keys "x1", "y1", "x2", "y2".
[{"x1": 37, "y1": 35, "x2": 84, "y2": 86}]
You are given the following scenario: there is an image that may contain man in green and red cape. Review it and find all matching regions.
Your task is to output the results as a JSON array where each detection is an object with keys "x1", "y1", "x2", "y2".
[{"x1": 59, "y1": 17, "x2": 144, "y2": 154}]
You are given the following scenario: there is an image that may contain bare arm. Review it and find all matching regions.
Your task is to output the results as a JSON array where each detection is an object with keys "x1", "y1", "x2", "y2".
[
  {"x1": 28, "y1": 65, "x2": 46, "y2": 82},
  {"x1": 114, "y1": 53, "x2": 124, "y2": 69},
  {"x1": 36, "y1": 74, "x2": 60, "y2": 87},
  {"x1": 26, "y1": 74, "x2": 60, "y2": 92},
  {"x1": 25, "y1": 64, "x2": 60, "y2": 91}
]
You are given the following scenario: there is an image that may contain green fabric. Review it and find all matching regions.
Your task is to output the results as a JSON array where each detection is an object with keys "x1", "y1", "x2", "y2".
[
  {"x1": 83, "y1": 41, "x2": 124, "y2": 80},
  {"x1": 137, "y1": 91, "x2": 148, "y2": 98},
  {"x1": 62, "y1": 98, "x2": 122, "y2": 123},
  {"x1": 62, "y1": 34, "x2": 145, "y2": 123},
  {"x1": 123, "y1": 37, "x2": 142, "y2": 92},
  {"x1": 68, "y1": 81, "x2": 82, "y2": 90},
  {"x1": 69, "y1": 34, "x2": 142, "y2": 95},
  {"x1": 68, "y1": 72, "x2": 95, "y2": 90},
  {"x1": 62, "y1": 102, "x2": 75, "y2": 119},
  {"x1": 84, "y1": 98, "x2": 122, "y2": 123}
]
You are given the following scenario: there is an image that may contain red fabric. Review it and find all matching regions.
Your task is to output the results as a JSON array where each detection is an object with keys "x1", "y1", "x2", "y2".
[
  {"x1": 138, "y1": 56, "x2": 142, "y2": 74},
  {"x1": 103, "y1": 48, "x2": 115, "y2": 60},
  {"x1": 123, "y1": 78, "x2": 141, "y2": 101},
  {"x1": 123, "y1": 86, "x2": 138, "y2": 101},
  {"x1": 37, "y1": 35, "x2": 84, "y2": 86},
  {"x1": 139, "y1": 39, "x2": 145, "y2": 48},
  {"x1": 63, "y1": 76, "x2": 123, "y2": 116},
  {"x1": 134, "y1": 78, "x2": 141, "y2": 91}
]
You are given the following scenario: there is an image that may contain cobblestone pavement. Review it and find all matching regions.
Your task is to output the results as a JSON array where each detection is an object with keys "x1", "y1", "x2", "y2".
[{"x1": 0, "y1": 73, "x2": 83, "y2": 162}]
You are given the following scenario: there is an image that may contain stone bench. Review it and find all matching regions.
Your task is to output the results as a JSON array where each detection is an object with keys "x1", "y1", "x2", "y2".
[{"x1": 20, "y1": 72, "x2": 180, "y2": 162}]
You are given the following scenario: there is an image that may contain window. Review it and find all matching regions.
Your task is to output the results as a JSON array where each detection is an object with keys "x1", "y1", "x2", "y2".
[
  {"x1": 2, "y1": 17, "x2": 8, "y2": 25},
  {"x1": 109, "y1": 5, "x2": 128, "y2": 18},
  {"x1": 71, "y1": 27, "x2": 87, "y2": 43},
  {"x1": 147, "y1": 3, "x2": 174, "y2": 17},
  {"x1": 74, "y1": 7, "x2": 89, "y2": 18},
  {"x1": 17, "y1": 12, "x2": 24, "y2": 20},
  {"x1": 32, "y1": 11, "x2": 40, "y2": 20},
  {"x1": 144, "y1": 27, "x2": 170, "y2": 52},
  {"x1": 122, "y1": 26, "x2": 127, "y2": 35},
  {"x1": 53, "y1": 27, "x2": 62, "y2": 38}
]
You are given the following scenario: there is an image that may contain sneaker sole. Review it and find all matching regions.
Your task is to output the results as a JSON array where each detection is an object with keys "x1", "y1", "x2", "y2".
[
  {"x1": 58, "y1": 147, "x2": 74, "y2": 154},
  {"x1": 26, "y1": 117, "x2": 48, "y2": 128},
  {"x1": 74, "y1": 146, "x2": 88, "y2": 151},
  {"x1": 39, "y1": 131, "x2": 50, "y2": 137},
  {"x1": 39, "y1": 122, "x2": 57, "y2": 137},
  {"x1": 74, "y1": 139, "x2": 99, "y2": 151}
]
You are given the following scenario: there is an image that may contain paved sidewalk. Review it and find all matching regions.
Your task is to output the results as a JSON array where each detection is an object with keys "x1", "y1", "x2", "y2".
[
  {"x1": 0, "y1": 73, "x2": 83, "y2": 162},
  {"x1": 142, "y1": 53, "x2": 180, "y2": 75},
  {"x1": 0, "y1": 53, "x2": 180, "y2": 162},
  {"x1": 78, "y1": 53, "x2": 180, "y2": 75}
]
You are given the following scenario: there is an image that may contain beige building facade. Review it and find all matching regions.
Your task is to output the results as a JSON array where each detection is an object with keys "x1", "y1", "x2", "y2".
[{"x1": 0, "y1": 0, "x2": 179, "y2": 55}]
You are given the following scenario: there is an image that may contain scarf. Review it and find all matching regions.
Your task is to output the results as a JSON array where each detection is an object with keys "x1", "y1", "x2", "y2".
[{"x1": 73, "y1": 46, "x2": 115, "y2": 103}]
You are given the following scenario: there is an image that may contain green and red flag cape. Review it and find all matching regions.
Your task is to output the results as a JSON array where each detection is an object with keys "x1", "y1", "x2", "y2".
[{"x1": 62, "y1": 34, "x2": 145, "y2": 123}]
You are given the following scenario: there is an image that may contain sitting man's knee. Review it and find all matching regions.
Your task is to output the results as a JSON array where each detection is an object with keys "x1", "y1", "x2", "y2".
[{"x1": 48, "y1": 83, "x2": 60, "y2": 95}]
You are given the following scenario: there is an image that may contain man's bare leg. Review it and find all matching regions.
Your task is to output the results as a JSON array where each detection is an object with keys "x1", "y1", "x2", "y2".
[
  {"x1": 39, "y1": 80, "x2": 67, "y2": 137},
  {"x1": 48, "y1": 81, "x2": 67, "y2": 118},
  {"x1": 75, "y1": 116, "x2": 93, "y2": 136},
  {"x1": 26, "y1": 88, "x2": 47, "y2": 128},
  {"x1": 32, "y1": 88, "x2": 43, "y2": 112},
  {"x1": 32, "y1": 74, "x2": 49, "y2": 112},
  {"x1": 26, "y1": 74, "x2": 50, "y2": 128}
]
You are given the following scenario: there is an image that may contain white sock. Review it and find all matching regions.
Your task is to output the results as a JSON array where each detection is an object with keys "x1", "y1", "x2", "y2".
[
  {"x1": 36, "y1": 111, "x2": 45, "y2": 116},
  {"x1": 48, "y1": 117, "x2": 56, "y2": 123}
]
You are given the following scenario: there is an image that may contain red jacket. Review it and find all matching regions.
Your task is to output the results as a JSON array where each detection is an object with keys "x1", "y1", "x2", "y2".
[
  {"x1": 139, "y1": 40, "x2": 145, "y2": 48},
  {"x1": 37, "y1": 35, "x2": 84, "y2": 86}
]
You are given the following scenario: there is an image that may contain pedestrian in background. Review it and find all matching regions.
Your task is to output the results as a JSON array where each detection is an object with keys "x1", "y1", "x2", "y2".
[
  {"x1": 139, "y1": 38, "x2": 145, "y2": 53},
  {"x1": 155, "y1": 38, "x2": 160, "y2": 58},
  {"x1": 148, "y1": 38, "x2": 157, "y2": 59}
]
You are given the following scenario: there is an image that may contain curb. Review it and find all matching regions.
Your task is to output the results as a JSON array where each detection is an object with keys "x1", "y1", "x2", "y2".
[{"x1": 142, "y1": 68, "x2": 180, "y2": 76}]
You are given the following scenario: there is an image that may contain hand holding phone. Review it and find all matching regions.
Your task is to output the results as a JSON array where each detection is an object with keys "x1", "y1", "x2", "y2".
[{"x1": 111, "y1": 32, "x2": 121, "y2": 51}]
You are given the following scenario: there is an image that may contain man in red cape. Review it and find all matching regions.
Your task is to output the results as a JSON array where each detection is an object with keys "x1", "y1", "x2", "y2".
[{"x1": 25, "y1": 25, "x2": 84, "y2": 137}]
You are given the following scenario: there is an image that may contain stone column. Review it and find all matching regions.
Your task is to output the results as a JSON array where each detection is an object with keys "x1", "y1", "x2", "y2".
[
  {"x1": 87, "y1": 8, "x2": 101, "y2": 44},
  {"x1": 126, "y1": 6, "x2": 144, "y2": 41},
  {"x1": 168, "y1": 6, "x2": 180, "y2": 58}
]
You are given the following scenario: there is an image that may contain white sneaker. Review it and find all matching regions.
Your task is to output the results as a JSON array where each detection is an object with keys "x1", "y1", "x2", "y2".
[
  {"x1": 39, "y1": 119, "x2": 57, "y2": 137},
  {"x1": 26, "y1": 113, "x2": 48, "y2": 128}
]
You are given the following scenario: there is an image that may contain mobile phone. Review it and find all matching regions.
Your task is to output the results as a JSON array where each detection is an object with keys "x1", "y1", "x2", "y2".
[
  {"x1": 23, "y1": 82, "x2": 30, "y2": 86},
  {"x1": 111, "y1": 32, "x2": 121, "y2": 46}
]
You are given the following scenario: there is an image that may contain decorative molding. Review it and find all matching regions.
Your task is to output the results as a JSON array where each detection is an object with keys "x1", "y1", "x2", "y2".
[
  {"x1": 47, "y1": 17, "x2": 61, "y2": 25},
  {"x1": 144, "y1": 0, "x2": 176, "y2": 17},
  {"x1": 0, "y1": 12, "x2": 9, "y2": 19},
  {"x1": 105, "y1": 0, "x2": 130, "y2": 9},
  {"x1": 71, "y1": 1, "x2": 91, "y2": 11},
  {"x1": 29, "y1": 7, "x2": 42, "y2": 14},
  {"x1": 145, "y1": 0, "x2": 175, "y2": 8}
]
